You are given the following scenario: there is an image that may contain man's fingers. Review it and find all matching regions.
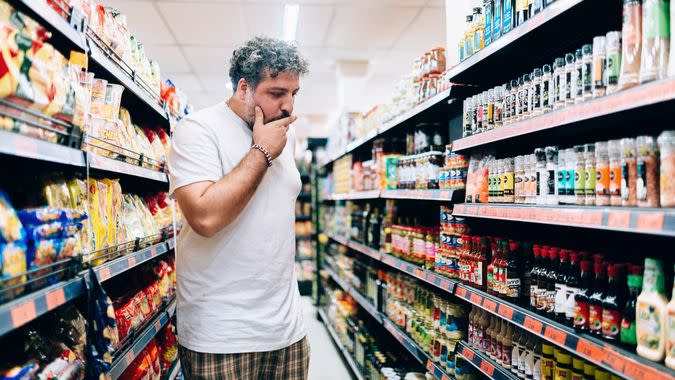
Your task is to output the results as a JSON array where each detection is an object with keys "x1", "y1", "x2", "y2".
[
  {"x1": 268, "y1": 115, "x2": 297, "y2": 128},
  {"x1": 254, "y1": 106, "x2": 263, "y2": 126}
]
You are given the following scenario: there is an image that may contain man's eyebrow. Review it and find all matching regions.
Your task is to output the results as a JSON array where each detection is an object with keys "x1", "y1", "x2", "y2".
[{"x1": 267, "y1": 87, "x2": 301, "y2": 92}]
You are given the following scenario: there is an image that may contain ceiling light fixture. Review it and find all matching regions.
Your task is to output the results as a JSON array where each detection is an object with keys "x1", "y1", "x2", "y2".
[{"x1": 282, "y1": 4, "x2": 299, "y2": 42}]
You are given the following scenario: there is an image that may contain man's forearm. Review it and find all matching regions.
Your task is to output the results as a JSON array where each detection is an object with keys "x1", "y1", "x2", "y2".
[{"x1": 194, "y1": 149, "x2": 268, "y2": 235}]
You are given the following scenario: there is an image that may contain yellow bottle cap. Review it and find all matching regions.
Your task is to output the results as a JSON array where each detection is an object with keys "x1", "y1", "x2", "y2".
[
  {"x1": 542, "y1": 343, "x2": 554, "y2": 355},
  {"x1": 558, "y1": 352, "x2": 572, "y2": 365},
  {"x1": 584, "y1": 363, "x2": 596, "y2": 377},
  {"x1": 595, "y1": 369, "x2": 610, "y2": 380},
  {"x1": 69, "y1": 51, "x2": 88, "y2": 70},
  {"x1": 572, "y1": 357, "x2": 584, "y2": 371}
]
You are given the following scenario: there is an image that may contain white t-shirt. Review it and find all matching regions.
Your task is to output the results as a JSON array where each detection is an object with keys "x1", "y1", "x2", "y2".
[{"x1": 168, "y1": 102, "x2": 305, "y2": 354}]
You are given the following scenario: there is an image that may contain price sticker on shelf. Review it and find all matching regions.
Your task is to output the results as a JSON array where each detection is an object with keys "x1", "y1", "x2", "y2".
[
  {"x1": 127, "y1": 256, "x2": 137, "y2": 268},
  {"x1": 456, "y1": 287, "x2": 468, "y2": 299},
  {"x1": 426, "y1": 359, "x2": 435, "y2": 372},
  {"x1": 637, "y1": 212, "x2": 665, "y2": 232},
  {"x1": 155, "y1": 319, "x2": 162, "y2": 331},
  {"x1": 442, "y1": 375, "x2": 452, "y2": 380},
  {"x1": 523, "y1": 316, "x2": 543, "y2": 334},
  {"x1": 98, "y1": 267, "x2": 111, "y2": 281},
  {"x1": 607, "y1": 211, "x2": 631, "y2": 229},
  {"x1": 11, "y1": 301, "x2": 37, "y2": 328},
  {"x1": 413, "y1": 268, "x2": 425, "y2": 279},
  {"x1": 576, "y1": 339, "x2": 605, "y2": 362},
  {"x1": 482, "y1": 298, "x2": 497, "y2": 312},
  {"x1": 125, "y1": 350, "x2": 135, "y2": 366},
  {"x1": 497, "y1": 304, "x2": 514, "y2": 320},
  {"x1": 480, "y1": 360, "x2": 495, "y2": 376},
  {"x1": 461, "y1": 346, "x2": 474, "y2": 361},
  {"x1": 543, "y1": 326, "x2": 567, "y2": 345},
  {"x1": 45, "y1": 288, "x2": 66, "y2": 310},
  {"x1": 469, "y1": 293, "x2": 483, "y2": 305},
  {"x1": 440, "y1": 279, "x2": 451, "y2": 290},
  {"x1": 603, "y1": 349, "x2": 625, "y2": 373},
  {"x1": 623, "y1": 361, "x2": 670, "y2": 380}
]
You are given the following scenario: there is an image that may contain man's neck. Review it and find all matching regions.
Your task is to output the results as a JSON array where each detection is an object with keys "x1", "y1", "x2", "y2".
[{"x1": 226, "y1": 98, "x2": 253, "y2": 129}]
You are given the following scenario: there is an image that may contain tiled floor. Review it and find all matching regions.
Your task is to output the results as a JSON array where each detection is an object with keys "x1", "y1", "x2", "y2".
[{"x1": 301, "y1": 297, "x2": 353, "y2": 380}]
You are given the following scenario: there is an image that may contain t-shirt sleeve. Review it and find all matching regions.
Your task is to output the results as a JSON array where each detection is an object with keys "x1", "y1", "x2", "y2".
[{"x1": 168, "y1": 117, "x2": 223, "y2": 196}]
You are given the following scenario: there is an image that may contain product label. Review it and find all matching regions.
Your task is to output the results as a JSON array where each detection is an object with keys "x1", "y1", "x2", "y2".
[
  {"x1": 531, "y1": 284, "x2": 539, "y2": 308},
  {"x1": 475, "y1": 261, "x2": 484, "y2": 286},
  {"x1": 533, "y1": 356, "x2": 542, "y2": 380},
  {"x1": 585, "y1": 167, "x2": 596, "y2": 195},
  {"x1": 542, "y1": 357, "x2": 555, "y2": 380},
  {"x1": 602, "y1": 308, "x2": 621, "y2": 338},
  {"x1": 531, "y1": 173, "x2": 538, "y2": 196},
  {"x1": 547, "y1": 169, "x2": 556, "y2": 195},
  {"x1": 596, "y1": 166, "x2": 610, "y2": 195},
  {"x1": 546, "y1": 290, "x2": 556, "y2": 313},
  {"x1": 536, "y1": 288, "x2": 548, "y2": 312},
  {"x1": 565, "y1": 286, "x2": 579, "y2": 320},
  {"x1": 554, "y1": 283, "x2": 567, "y2": 316},
  {"x1": 557, "y1": 170, "x2": 566, "y2": 196},
  {"x1": 610, "y1": 164, "x2": 622, "y2": 196},
  {"x1": 494, "y1": 0, "x2": 502, "y2": 39},
  {"x1": 565, "y1": 169, "x2": 574, "y2": 195},
  {"x1": 637, "y1": 160, "x2": 648, "y2": 201},
  {"x1": 589, "y1": 304, "x2": 603, "y2": 332},
  {"x1": 533, "y1": 83, "x2": 541, "y2": 109},
  {"x1": 554, "y1": 74, "x2": 563, "y2": 103},
  {"x1": 575, "y1": 66, "x2": 583, "y2": 97},
  {"x1": 621, "y1": 316, "x2": 637, "y2": 345},
  {"x1": 504, "y1": 172, "x2": 514, "y2": 196},
  {"x1": 556, "y1": 368, "x2": 571, "y2": 380},
  {"x1": 565, "y1": 71, "x2": 572, "y2": 100},
  {"x1": 621, "y1": 162, "x2": 630, "y2": 200},
  {"x1": 637, "y1": 301, "x2": 663, "y2": 350},
  {"x1": 574, "y1": 167, "x2": 585, "y2": 195},
  {"x1": 503, "y1": 0, "x2": 513, "y2": 33},
  {"x1": 542, "y1": 79, "x2": 550, "y2": 107},
  {"x1": 574, "y1": 300, "x2": 589, "y2": 328},
  {"x1": 593, "y1": 57, "x2": 605, "y2": 87},
  {"x1": 525, "y1": 352, "x2": 534, "y2": 378},
  {"x1": 583, "y1": 62, "x2": 592, "y2": 92},
  {"x1": 507, "y1": 278, "x2": 521, "y2": 299},
  {"x1": 668, "y1": 310, "x2": 675, "y2": 358},
  {"x1": 606, "y1": 52, "x2": 621, "y2": 85},
  {"x1": 512, "y1": 345, "x2": 520, "y2": 370},
  {"x1": 485, "y1": 3, "x2": 493, "y2": 46}
]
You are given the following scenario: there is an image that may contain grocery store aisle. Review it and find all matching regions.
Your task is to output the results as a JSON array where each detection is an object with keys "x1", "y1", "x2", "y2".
[{"x1": 302, "y1": 297, "x2": 353, "y2": 380}]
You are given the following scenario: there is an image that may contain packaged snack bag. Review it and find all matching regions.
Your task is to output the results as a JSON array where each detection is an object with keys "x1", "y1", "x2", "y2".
[
  {"x1": 17, "y1": 207, "x2": 61, "y2": 225},
  {"x1": 24, "y1": 221, "x2": 62, "y2": 241},
  {"x1": 26, "y1": 238, "x2": 58, "y2": 268},
  {"x1": 96, "y1": 180, "x2": 111, "y2": 246},
  {"x1": 44, "y1": 179, "x2": 72, "y2": 209},
  {"x1": 102, "y1": 179, "x2": 121, "y2": 246},
  {"x1": 0, "y1": 190, "x2": 25, "y2": 243},
  {"x1": 67, "y1": 179, "x2": 93, "y2": 253},
  {"x1": 0, "y1": 241, "x2": 27, "y2": 296},
  {"x1": 86, "y1": 179, "x2": 106, "y2": 250}
]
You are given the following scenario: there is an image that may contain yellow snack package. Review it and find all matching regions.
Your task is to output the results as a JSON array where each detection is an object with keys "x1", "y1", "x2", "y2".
[
  {"x1": 44, "y1": 178, "x2": 72, "y2": 209},
  {"x1": 97, "y1": 179, "x2": 112, "y2": 248},
  {"x1": 102, "y1": 179, "x2": 122, "y2": 246},
  {"x1": 27, "y1": 38, "x2": 53, "y2": 113},
  {"x1": 67, "y1": 178, "x2": 93, "y2": 254},
  {"x1": 86, "y1": 178, "x2": 106, "y2": 252}
]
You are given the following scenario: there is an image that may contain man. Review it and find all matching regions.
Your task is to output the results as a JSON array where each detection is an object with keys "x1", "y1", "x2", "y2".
[{"x1": 168, "y1": 37, "x2": 310, "y2": 380}]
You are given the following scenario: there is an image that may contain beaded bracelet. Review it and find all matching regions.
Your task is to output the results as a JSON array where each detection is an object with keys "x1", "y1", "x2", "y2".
[{"x1": 251, "y1": 144, "x2": 273, "y2": 167}]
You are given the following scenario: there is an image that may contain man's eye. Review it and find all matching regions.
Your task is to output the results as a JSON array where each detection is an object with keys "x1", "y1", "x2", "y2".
[{"x1": 271, "y1": 92, "x2": 284, "y2": 98}]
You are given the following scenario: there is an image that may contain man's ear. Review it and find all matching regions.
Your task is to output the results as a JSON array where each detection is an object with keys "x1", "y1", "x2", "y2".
[{"x1": 237, "y1": 78, "x2": 248, "y2": 100}]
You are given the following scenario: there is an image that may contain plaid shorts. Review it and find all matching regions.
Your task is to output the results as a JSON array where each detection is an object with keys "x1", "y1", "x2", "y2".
[{"x1": 178, "y1": 337, "x2": 310, "y2": 380}]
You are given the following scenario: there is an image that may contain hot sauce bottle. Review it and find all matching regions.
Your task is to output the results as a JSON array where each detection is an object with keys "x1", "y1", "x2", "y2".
[
  {"x1": 574, "y1": 260, "x2": 594, "y2": 331},
  {"x1": 588, "y1": 262, "x2": 607, "y2": 337},
  {"x1": 530, "y1": 245, "x2": 542, "y2": 310},
  {"x1": 487, "y1": 241, "x2": 498, "y2": 295},
  {"x1": 602, "y1": 264, "x2": 624, "y2": 341}
]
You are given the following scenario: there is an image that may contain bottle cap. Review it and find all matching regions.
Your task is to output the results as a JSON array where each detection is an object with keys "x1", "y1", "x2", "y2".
[
  {"x1": 630, "y1": 264, "x2": 644, "y2": 275},
  {"x1": 565, "y1": 53, "x2": 575, "y2": 64},
  {"x1": 594, "y1": 262, "x2": 605, "y2": 275},
  {"x1": 573, "y1": 357, "x2": 585, "y2": 371},
  {"x1": 575, "y1": 48, "x2": 583, "y2": 60},
  {"x1": 542, "y1": 343, "x2": 554, "y2": 355},
  {"x1": 534, "y1": 68, "x2": 542, "y2": 77},
  {"x1": 569, "y1": 251, "x2": 579, "y2": 263},
  {"x1": 607, "y1": 264, "x2": 618, "y2": 277},
  {"x1": 509, "y1": 241, "x2": 518, "y2": 251},
  {"x1": 555, "y1": 57, "x2": 565, "y2": 68},
  {"x1": 543, "y1": 64, "x2": 552, "y2": 73},
  {"x1": 593, "y1": 253, "x2": 604, "y2": 264},
  {"x1": 581, "y1": 260, "x2": 592, "y2": 271},
  {"x1": 582, "y1": 44, "x2": 593, "y2": 55},
  {"x1": 533, "y1": 244, "x2": 541, "y2": 256},
  {"x1": 511, "y1": 79, "x2": 518, "y2": 87},
  {"x1": 559, "y1": 249, "x2": 569, "y2": 260},
  {"x1": 584, "y1": 363, "x2": 596, "y2": 377}
]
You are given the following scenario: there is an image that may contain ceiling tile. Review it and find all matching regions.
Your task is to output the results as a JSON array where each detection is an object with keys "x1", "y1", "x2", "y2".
[
  {"x1": 325, "y1": 6, "x2": 419, "y2": 49},
  {"x1": 394, "y1": 6, "x2": 446, "y2": 49},
  {"x1": 244, "y1": 3, "x2": 284, "y2": 38},
  {"x1": 143, "y1": 45, "x2": 191, "y2": 73},
  {"x1": 296, "y1": 5, "x2": 333, "y2": 48},
  {"x1": 182, "y1": 46, "x2": 233, "y2": 74},
  {"x1": 101, "y1": 0, "x2": 175, "y2": 44},
  {"x1": 196, "y1": 73, "x2": 231, "y2": 94},
  {"x1": 156, "y1": 2, "x2": 246, "y2": 46}
]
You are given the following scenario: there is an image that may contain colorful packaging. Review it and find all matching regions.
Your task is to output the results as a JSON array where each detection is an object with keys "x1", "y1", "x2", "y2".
[{"x1": 0, "y1": 191, "x2": 25, "y2": 243}]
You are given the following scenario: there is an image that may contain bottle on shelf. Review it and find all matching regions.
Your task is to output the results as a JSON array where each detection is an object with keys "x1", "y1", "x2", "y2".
[
  {"x1": 535, "y1": 247, "x2": 550, "y2": 314},
  {"x1": 565, "y1": 252, "x2": 582, "y2": 326},
  {"x1": 530, "y1": 245, "x2": 542, "y2": 310},
  {"x1": 487, "y1": 314, "x2": 497, "y2": 360},
  {"x1": 556, "y1": 351, "x2": 573, "y2": 380},
  {"x1": 545, "y1": 248, "x2": 560, "y2": 318},
  {"x1": 620, "y1": 264, "x2": 643, "y2": 348},
  {"x1": 542, "y1": 342, "x2": 555, "y2": 380},
  {"x1": 524, "y1": 332, "x2": 536, "y2": 380},
  {"x1": 517, "y1": 329, "x2": 529, "y2": 379},
  {"x1": 574, "y1": 260, "x2": 594, "y2": 332},
  {"x1": 512, "y1": 326, "x2": 523, "y2": 376},
  {"x1": 588, "y1": 260, "x2": 607, "y2": 337},
  {"x1": 506, "y1": 240, "x2": 522, "y2": 303},
  {"x1": 636, "y1": 258, "x2": 668, "y2": 362},
  {"x1": 554, "y1": 249, "x2": 569, "y2": 323},
  {"x1": 601, "y1": 264, "x2": 624, "y2": 341},
  {"x1": 503, "y1": 0, "x2": 514, "y2": 34},
  {"x1": 533, "y1": 340, "x2": 543, "y2": 380},
  {"x1": 503, "y1": 322, "x2": 514, "y2": 370}
]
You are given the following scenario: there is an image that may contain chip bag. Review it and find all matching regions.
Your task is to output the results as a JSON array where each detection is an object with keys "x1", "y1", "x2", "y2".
[
  {"x1": 16, "y1": 207, "x2": 61, "y2": 225},
  {"x1": 0, "y1": 190, "x2": 25, "y2": 243},
  {"x1": 0, "y1": 241, "x2": 27, "y2": 298},
  {"x1": 102, "y1": 179, "x2": 121, "y2": 247},
  {"x1": 86, "y1": 179, "x2": 106, "y2": 251}
]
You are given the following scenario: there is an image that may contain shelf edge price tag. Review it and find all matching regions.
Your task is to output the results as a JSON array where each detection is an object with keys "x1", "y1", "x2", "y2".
[
  {"x1": 426, "y1": 359, "x2": 435, "y2": 372},
  {"x1": 575, "y1": 339, "x2": 605, "y2": 363},
  {"x1": 98, "y1": 267, "x2": 111, "y2": 281},
  {"x1": 456, "y1": 287, "x2": 468, "y2": 299},
  {"x1": 469, "y1": 293, "x2": 483, "y2": 305},
  {"x1": 480, "y1": 360, "x2": 495, "y2": 376},
  {"x1": 602, "y1": 348, "x2": 625, "y2": 373},
  {"x1": 461, "y1": 346, "x2": 475, "y2": 361},
  {"x1": 497, "y1": 304, "x2": 514, "y2": 320},
  {"x1": 127, "y1": 256, "x2": 137, "y2": 268},
  {"x1": 482, "y1": 298, "x2": 497, "y2": 312},
  {"x1": 11, "y1": 301, "x2": 37, "y2": 328},
  {"x1": 607, "y1": 210, "x2": 630, "y2": 229},
  {"x1": 543, "y1": 326, "x2": 567, "y2": 345},
  {"x1": 523, "y1": 316, "x2": 543, "y2": 334},
  {"x1": 155, "y1": 319, "x2": 162, "y2": 331},
  {"x1": 45, "y1": 288, "x2": 66, "y2": 310},
  {"x1": 637, "y1": 212, "x2": 665, "y2": 232},
  {"x1": 125, "y1": 350, "x2": 135, "y2": 366},
  {"x1": 440, "y1": 279, "x2": 451, "y2": 290}
]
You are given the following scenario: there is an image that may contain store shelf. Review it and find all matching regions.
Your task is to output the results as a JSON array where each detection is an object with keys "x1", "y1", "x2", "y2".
[
  {"x1": 93, "y1": 242, "x2": 169, "y2": 282},
  {"x1": 87, "y1": 41, "x2": 169, "y2": 124},
  {"x1": 87, "y1": 153, "x2": 169, "y2": 183},
  {"x1": 453, "y1": 284, "x2": 675, "y2": 380},
  {"x1": 381, "y1": 318, "x2": 452, "y2": 380},
  {"x1": 345, "y1": 129, "x2": 379, "y2": 156},
  {"x1": 108, "y1": 298, "x2": 177, "y2": 380},
  {"x1": 324, "y1": 266, "x2": 452, "y2": 380},
  {"x1": 167, "y1": 237, "x2": 177, "y2": 251},
  {"x1": 452, "y1": 78, "x2": 675, "y2": 152},
  {"x1": 325, "y1": 233, "x2": 380, "y2": 261},
  {"x1": 295, "y1": 215, "x2": 312, "y2": 221},
  {"x1": 452, "y1": 203, "x2": 675, "y2": 237},
  {"x1": 0, "y1": 130, "x2": 86, "y2": 167},
  {"x1": 317, "y1": 307, "x2": 365, "y2": 380},
  {"x1": 162, "y1": 359, "x2": 181, "y2": 380},
  {"x1": 456, "y1": 341, "x2": 518, "y2": 380},
  {"x1": 13, "y1": 0, "x2": 87, "y2": 52},
  {"x1": 325, "y1": 189, "x2": 458, "y2": 202},
  {"x1": 0, "y1": 277, "x2": 85, "y2": 337}
]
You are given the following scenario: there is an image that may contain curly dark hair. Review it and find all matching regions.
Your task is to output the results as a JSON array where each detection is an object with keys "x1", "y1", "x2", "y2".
[{"x1": 229, "y1": 37, "x2": 309, "y2": 90}]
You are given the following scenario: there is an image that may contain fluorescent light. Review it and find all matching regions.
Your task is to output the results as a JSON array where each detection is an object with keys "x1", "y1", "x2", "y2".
[{"x1": 283, "y1": 4, "x2": 299, "y2": 42}]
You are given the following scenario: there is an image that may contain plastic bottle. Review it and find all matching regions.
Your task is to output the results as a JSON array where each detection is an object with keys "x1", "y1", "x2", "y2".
[
  {"x1": 564, "y1": 53, "x2": 575, "y2": 106},
  {"x1": 542, "y1": 64, "x2": 553, "y2": 113},
  {"x1": 620, "y1": 0, "x2": 642, "y2": 89},
  {"x1": 584, "y1": 144, "x2": 596, "y2": 206},
  {"x1": 525, "y1": 333, "x2": 536, "y2": 380},
  {"x1": 595, "y1": 142, "x2": 610, "y2": 206},
  {"x1": 639, "y1": 0, "x2": 671, "y2": 83},
  {"x1": 533, "y1": 340, "x2": 543, "y2": 380},
  {"x1": 608, "y1": 140, "x2": 622, "y2": 206},
  {"x1": 516, "y1": 76, "x2": 525, "y2": 120},
  {"x1": 621, "y1": 264, "x2": 643, "y2": 347},
  {"x1": 503, "y1": 322, "x2": 513, "y2": 369},
  {"x1": 573, "y1": 48, "x2": 584, "y2": 103},
  {"x1": 495, "y1": 86, "x2": 504, "y2": 129},
  {"x1": 636, "y1": 135, "x2": 660, "y2": 207},
  {"x1": 535, "y1": 148, "x2": 547, "y2": 205},
  {"x1": 504, "y1": 157, "x2": 515, "y2": 203},
  {"x1": 531, "y1": 68, "x2": 543, "y2": 116},
  {"x1": 621, "y1": 138, "x2": 638, "y2": 206},
  {"x1": 605, "y1": 31, "x2": 622, "y2": 95},
  {"x1": 581, "y1": 44, "x2": 593, "y2": 101},
  {"x1": 553, "y1": 57, "x2": 566, "y2": 110},
  {"x1": 512, "y1": 326, "x2": 522, "y2": 376},
  {"x1": 658, "y1": 130, "x2": 675, "y2": 207},
  {"x1": 636, "y1": 258, "x2": 668, "y2": 362},
  {"x1": 666, "y1": 264, "x2": 675, "y2": 369},
  {"x1": 518, "y1": 330, "x2": 528, "y2": 379},
  {"x1": 510, "y1": 79, "x2": 519, "y2": 122},
  {"x1": 473, "y1": 7, "x2": 485, "y2": 53}
]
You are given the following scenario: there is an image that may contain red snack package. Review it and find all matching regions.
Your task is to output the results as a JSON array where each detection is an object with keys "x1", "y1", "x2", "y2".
[
  {"x1": 114, "y1": 300, "x2": 138, "y2": 342},
  {"x1": 133, "y1": 292, "x2": 151, "y2": 321}
]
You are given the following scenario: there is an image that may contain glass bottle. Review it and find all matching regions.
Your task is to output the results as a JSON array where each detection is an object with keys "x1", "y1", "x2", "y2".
[
  {"x1": 536, "y1": 247, "x2": 550, "y2": 314},
  {"x1": 510, "y1": 79, "x2": 519, "y2": 123},
  {"x1": 639, "y1": 0, "x2": 670, "y2": 83},
  {"x1": 565, "y1": 148, "x2": 576, "y2": 205},
  {"x1": 592, "y1": 36, "x2": 607, "y2": 98},
  {"x1": 532, "y1": 68, "x2": 543, "y2": 116},
  {"x1": 503, "y1": 322, "x2": 513, "y2": 370},
  {"x1": 636, "y1": 135, "x2": 660, "y2": 207},
  {"x1": 473, "y1": 7, "x2": 485, "y2": 52},
  {"x1": 588, "y1": 262, "x2": 607, "y2": 337},
  {"x1": 574, "y1": 145, "x2": 586, "y2": 205},
  {"x1": 522, "y1": 74, "x2": 531, "y2": 119},
  {"x1": 545, "y1": 146, "x2": 559, "y2": 205},
  {"x1": 494, "y1": 86, "x2": 504, "y2": 129},
  {"x1": 581, "y1": 44, "x2": 593, "y2": 101},
  {"x1": 530, "y1": 245, "x2": 542, "y2": 310},
  {"x1": 601, "y1": 264, "x2": 624, "y2": 341},
  {"x1": 574, "y1": 260, "x2": 594, "y2": 332},
  {"x1": 487, "y1": 88, "x2": 495, "y2": 130},
  {"x1": 512, "y1": 327, "x2": 522, "y2": 376},
  {"x1": 546, "y1": 248, "x2": 559, "y2": 318},
  {"x1": 665, "y1": 264, "x2": 675, "y2": 369},
  {"x1": 565, "y1": 252, "x2": 581, "y2": 327},
  {"x1": 636, "y1": 258, "x2": 668, "y2": 362},
  {"x1": 506, "y1": 240, "x2": 521, "y2": 301},
  {"x1": 557, "y1": 150, "x2": 566, "y2": 205},
  {"x1": 533, "y1": 340, "x2": 543, "y2": 380},
  {"x1": 573, "y1": 48, "x2": 584, "y2": 103},
  {"x1": 553, "y1": 57, "x2": 566, "y2": 110},
  {"x1": 524, "y1": 333, "x2": 536, "y2": 380},
  {"x1": 504, "y1": 81, "x2": 513, "y2": 124},
  {"x1": 518, "y1": 329, "x2": 529, "y2": 379},
  {"x1": 619, "y1": 0, "x2": 642, "y2": 89},
  {"x1": 541, "y1": 64, "x2": 553, "y2": 113},
  {"x1": 486, "y1": 315, "x2": 497, "y2": 360},
  {"x1": 529, "y1": 154, "x2": 538, "y2": 205},
  {"x1": 564, "y1": 52, "x2": 575, "y2": 106},
  {"x1": 465, "y1": 15, "x2": 475, "y2": 59},
  {"x1": 608, "y1": 139, "x2": 622, "y2": 206},
  {"x1": 621, "y1": 264, "x2": 643, "y2": 347},
  {"x1": 554, "y1": 250, "x2": 569, "y2": 323},
  {"x1": 516, "y1": 76, "x2": 525, "y2": 120},
  {"x1": 605, "y1": 31, "x2": 622, "y2": 94},
  {"x1": 584, "y1": 144, "x2": 596, "y2": 206},
  {"x1": 504, "y1": 157, "x2": 515, "y2": 203},
  {"x1": 621, "y1": 137, "x2": 638, "y2": 206},
  {"x1": 595, "y1": 142, "x2": 610, "y2": 206},
  {"x1": 515, "y1": 155, "x2": 524, "y2": 204}
]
